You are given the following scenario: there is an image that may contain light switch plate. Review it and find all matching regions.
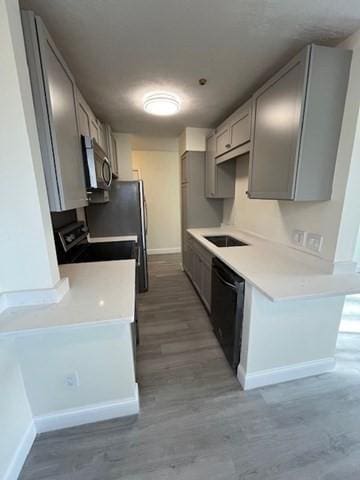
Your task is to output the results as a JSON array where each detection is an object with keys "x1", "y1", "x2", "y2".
[
  {"x1": 292, "y1": 229, "x2": 306, "y2": 247},
  {"x1": 306, "y1": 233, "x2": 323, "y2": 253}
]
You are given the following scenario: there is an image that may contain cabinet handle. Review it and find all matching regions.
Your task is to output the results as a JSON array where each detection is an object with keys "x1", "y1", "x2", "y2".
[{"x1": 225, "y1": 143, "x2": 231, "y2": 149}]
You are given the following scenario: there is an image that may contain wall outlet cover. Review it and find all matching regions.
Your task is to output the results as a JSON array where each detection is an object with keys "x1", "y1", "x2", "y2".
[
  {"x1": 306, "y1": 233, "x2": 323, "y2": 253},
  {"x1": 65, "y1": 372, "x2": 80, "y2": 388},
  {"x1": 292, "y1": 229, "x2": 306, "y2": 247}
]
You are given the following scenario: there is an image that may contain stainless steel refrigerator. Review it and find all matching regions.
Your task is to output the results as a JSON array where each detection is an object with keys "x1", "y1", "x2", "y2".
[{"x1": 86, "y1": 180, "x2": 148, "y2": 292}]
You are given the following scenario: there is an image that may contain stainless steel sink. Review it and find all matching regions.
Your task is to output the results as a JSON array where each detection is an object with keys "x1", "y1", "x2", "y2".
[{"x1": 204, "y1": 235, "x2": 248, "y2": 247}]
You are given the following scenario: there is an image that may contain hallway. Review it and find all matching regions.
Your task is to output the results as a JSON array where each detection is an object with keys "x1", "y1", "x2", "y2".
[{"x1": 20, "y1": 255, "x2": 360, "y2": 480}]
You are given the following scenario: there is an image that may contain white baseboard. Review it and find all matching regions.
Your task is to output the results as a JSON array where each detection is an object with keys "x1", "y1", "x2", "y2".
[
  {"x1": 35, "y1": 384, "x2": 139, "y2": 433},
  {"x1": 4, "y1": 421, "x2": 36, "y2": 480},
  {"x1": 237, "y1": 357, "x2": 335, "y2": 390},
  {"x1": 148, "y1": 247, "x2": 181, "y2": 255},
  {"x1": 0, "y1": 277, "x2": 69, "y2": 314},
  {"x1": 332, "y1": 261, "x2": 357, "y2": 274}
]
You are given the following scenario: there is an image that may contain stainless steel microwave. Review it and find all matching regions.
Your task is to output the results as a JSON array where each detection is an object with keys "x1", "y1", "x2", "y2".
[{"x1": 81, "y1": 135, "x2": 112, "y2": 191}]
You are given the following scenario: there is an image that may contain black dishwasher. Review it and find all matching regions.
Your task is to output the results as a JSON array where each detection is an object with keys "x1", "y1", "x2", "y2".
[{"x1": 210, "y1": 257, "x2": 245, "y2": 372}]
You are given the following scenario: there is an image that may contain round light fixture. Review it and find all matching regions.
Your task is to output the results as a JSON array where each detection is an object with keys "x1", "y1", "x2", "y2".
[{"x1": 144, "y1": 92, "x2": 180, "y2": 116}]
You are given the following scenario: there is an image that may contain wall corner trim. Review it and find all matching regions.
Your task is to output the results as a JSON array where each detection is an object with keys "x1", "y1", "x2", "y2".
[
  {"x1": 0, "y1": 277, "x2": 69, "y2": 314},
  {"x1": 4, "y1": 421, "x2": 36, "y2": 480},
  {"x1": 237, "y1": 357, "x2": 336, "y2": 390}
]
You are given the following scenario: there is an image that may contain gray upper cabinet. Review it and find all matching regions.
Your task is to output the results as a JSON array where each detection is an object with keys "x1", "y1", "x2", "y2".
[
  {"x1": 76, "y1": 89, "x2": 91, "y2": 137},
  {"x1": 249, "y1": 44, "x2": 352, "y2": 201},
  {"x1": 206, "y1": 133, "x2": 235, "y2": 198},
  {"x1": 22, "y1": 11, "x2": 87, "y2": 212},
  {"x1": 180, "y1": 151, "x2": 222, "y2": 271},
  {"x1": 98, "y1": 121, "x2": 107, "y2": 152},
  {"x1": 215, "y1": 126, "x2": 231, "y2": 157},
  {"x1": 215, "y1": 100, "x2": 252, "y2": 162},
  {"x1": 90, "y1": 117, "x2": 99, "y2": 142}
]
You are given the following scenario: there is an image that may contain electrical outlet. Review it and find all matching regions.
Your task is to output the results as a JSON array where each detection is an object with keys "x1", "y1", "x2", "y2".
[
  {"x1": 65, "y1": 372, "x2": 80, "y2": 388},
  {"x1": 306, "y1": 233, "x2": 323, "y2": 253},
  {"x1": 292, "y1": 229, "x2": 306, "y2": 247}
]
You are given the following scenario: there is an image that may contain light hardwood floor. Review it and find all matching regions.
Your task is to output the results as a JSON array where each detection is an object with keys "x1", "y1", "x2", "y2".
[{"x1": 20, "y1": 254, "x2": 360, "y2": 479}]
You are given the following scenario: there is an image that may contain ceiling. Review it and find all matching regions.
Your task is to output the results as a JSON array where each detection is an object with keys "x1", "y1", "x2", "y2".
[{"x1": 20, "y1": 0, "x2": 360, "y2": 136}]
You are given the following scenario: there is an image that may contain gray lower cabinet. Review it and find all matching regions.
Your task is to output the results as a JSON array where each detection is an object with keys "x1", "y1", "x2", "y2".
[
  {"x1": 206, "y1": 133, "x2": 235, "y2": 198},
  {"x1": 22, "y1": 11, "x2": 87, "y2": 212},
  {"x1": 184, "y1": 234, "x2": 213, "y2": 312},
  {"x1": 249, "y1": 44, "x2": 352, "y2": 201}
]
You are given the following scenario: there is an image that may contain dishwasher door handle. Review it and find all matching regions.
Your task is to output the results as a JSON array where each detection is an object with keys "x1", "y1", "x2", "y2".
[{"x1": 213, "y1": 267, "x2": 238, "y2": 291}]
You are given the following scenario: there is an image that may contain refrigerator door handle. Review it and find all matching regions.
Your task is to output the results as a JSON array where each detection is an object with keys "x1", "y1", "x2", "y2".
[
  {"x1": 136, "y1": 244, "x2": 141, "y2": 267},
  {"x1": 144, "y1": 199, "x2": 148, "y2": 235}
]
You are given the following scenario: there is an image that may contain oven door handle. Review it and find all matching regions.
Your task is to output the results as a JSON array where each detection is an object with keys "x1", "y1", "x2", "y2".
[{"x1": 213, "y1": 267, "x2": 238, "y2": 291}]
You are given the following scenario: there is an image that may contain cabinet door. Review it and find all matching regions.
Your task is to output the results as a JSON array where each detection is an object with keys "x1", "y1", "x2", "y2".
[
  {"x1": 90, "y1": 116, "x2": 99, "y2": 142},
  {"x1": 215, "y1": 126, "x2": 231, "y2": 157},
  {"x1": 35, "y1": 16, "x2": 87, "y2": 211},
  {"x1": 193, "y1": 253, "x2": 202, "y2": 293},
  {"x1": 205, "y1": 134, "x2": 216, "y2": 197},
  {"x1": 201, "y1": 261, "x2": 212, "y2": 312},
  {"x1": 77, "y1": 98, "x2": 91, "y2": 137},
  {"x1": 98, "y1": 122, "x2": 107, "y2": 152},
  {"x1": 248, "y1": 48, "x2": 309, "y2": 200},
  {"x1": 181, "y1": 153, "x2": 188, "y2": 184},
  {"x1": 230, "y1": 108, "x2": 251, "y2": 149}
]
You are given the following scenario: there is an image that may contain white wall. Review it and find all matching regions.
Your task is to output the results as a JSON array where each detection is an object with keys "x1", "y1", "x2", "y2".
[
  {"x1": 333, "y1": 30, "x2": 360, "y2": 263},
  {"x1": 132, "y1": 137, "x2": 181, "y2": 254},
  {"x1": 241, "y1": 286, "x2": 345, "y2": 374},
  {"x1": 0, "y1": 340, "x2": 34, "y2": 480},
  {"x1": 113, "y1": 133, "x2": 133, "y2": 180},
  {"x1": 15, "y1": 324, "x2": 136, "y2": 417},
  {"x1": 131, "y1": 134, "x2": 178, "y2": 152},
  {"x1": 0, "y1": 0, "x2": 59, "y2": 294},
  {"x1": 223, "y1": 30, "x2": 360, "y2": 265},
  {"x1": 179, "y1": 127, "x2": 211, "y2": 155}
]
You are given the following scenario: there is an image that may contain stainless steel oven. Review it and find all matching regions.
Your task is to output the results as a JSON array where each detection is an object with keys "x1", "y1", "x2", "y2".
[
  {"x1": 210, "y1": 257, "x2": 245, "y2": 372},
  {"x1": 81, "y1": 135, "x2": 112, "y2": 191}
]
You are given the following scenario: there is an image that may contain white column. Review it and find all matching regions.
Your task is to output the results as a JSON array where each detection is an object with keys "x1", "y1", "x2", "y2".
[
  {"x1": 333, "y1": 30, "x2": 360, "y2": 264},
  {"x1": 0, "y1": 0, "x2": 60, "y2": 295}
]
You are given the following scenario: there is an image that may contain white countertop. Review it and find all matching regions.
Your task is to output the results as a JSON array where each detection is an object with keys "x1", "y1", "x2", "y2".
[
  {"x1": 87, "y1": 234, "x2": 138, "y2": 243},
  {"x1": 187, "y1": 227, "x2": 360, "y2": 302},
  {"x1": 0, "y1": 260, "x2": 136, "y2": 336}
]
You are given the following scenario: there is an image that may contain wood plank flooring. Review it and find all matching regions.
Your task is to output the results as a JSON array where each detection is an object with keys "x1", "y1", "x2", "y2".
[{"x1": 20, "y1": 254, "x2": 360, "y2": 479}]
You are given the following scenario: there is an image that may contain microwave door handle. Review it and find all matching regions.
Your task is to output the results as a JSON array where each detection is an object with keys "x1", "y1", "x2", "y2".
[
  {"x1": 213, "y1": 267, "x2": 238, "y2": 291},
  {"x1": 102, "y1": 157, "x2": 112, "y2": 187}
]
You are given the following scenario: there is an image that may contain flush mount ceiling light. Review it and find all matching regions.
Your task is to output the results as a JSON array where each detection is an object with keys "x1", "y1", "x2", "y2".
[{"x1": 144, "y1": 92, "x2": 180, "y2": 116}]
